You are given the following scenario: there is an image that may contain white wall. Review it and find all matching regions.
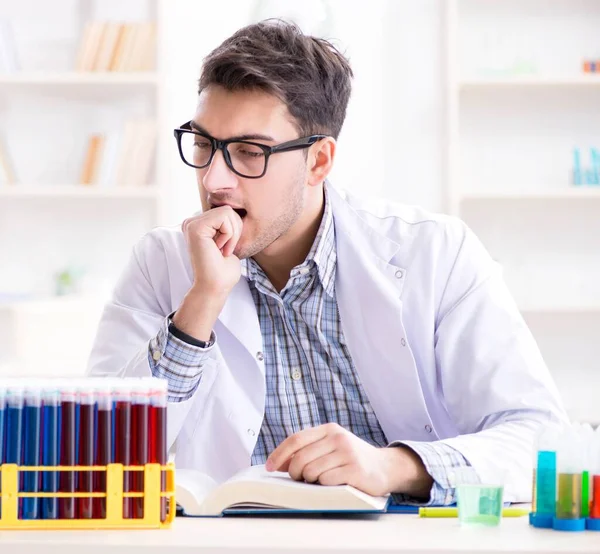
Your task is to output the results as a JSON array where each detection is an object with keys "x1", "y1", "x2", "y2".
[{"x1": 159, "y1": 0, "x2": 445, "y2": 227}]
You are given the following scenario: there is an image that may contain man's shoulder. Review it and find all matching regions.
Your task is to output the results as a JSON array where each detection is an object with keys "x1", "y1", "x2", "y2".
[
  {"x1": 338, "y1": 188, "x2": 467, "y2": 244},
  {"x1": 131, "y1": 223, "x2": 186, "y2": 264}
]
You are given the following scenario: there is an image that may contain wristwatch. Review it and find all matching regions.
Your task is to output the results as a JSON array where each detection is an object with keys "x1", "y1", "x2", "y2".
[{"x1": 168, "y1": 312, "x2": 215, "y2": 349}]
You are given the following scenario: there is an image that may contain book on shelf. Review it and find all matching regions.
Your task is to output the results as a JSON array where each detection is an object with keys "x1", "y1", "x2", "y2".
[
  {"x1": 0, "y1": 138, "x2": 17, "y2": 184},
  {"x1": 175, "y1": 464, "x2": 390, "y2": 517},
  {"x1": 113, "y1": 118, "x2": 156, "y2": 187},
  {"x1": 80, "y1": 134, "x2": 105, "y2": 185},
  {"x1": 0, "y1": 18, "x2": 20, "y2": 74},
  {"x1": 75, "y1": 21, "x2": 156, "y2": 72},
  {"x1": 81, "y1": 118, "x2": 156, "y2": 187}
]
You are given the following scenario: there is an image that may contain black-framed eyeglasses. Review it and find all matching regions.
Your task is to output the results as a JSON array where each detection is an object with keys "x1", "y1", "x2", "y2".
[{"x1": 173, "y1": 121, "x2": 328, "y2": 179}]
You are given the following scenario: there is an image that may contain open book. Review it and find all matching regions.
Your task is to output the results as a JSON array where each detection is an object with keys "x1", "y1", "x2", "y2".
[{"x1": 175, "y1": 465, "x2": 391, "y2": 517}]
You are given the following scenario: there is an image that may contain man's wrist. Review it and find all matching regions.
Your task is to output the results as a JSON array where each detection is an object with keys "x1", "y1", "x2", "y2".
[
  {"x1": 380, "y1": 446, "x2": 433, "y2": 499},
  {"x1": 171, "y1": 288, "x2": 227, "y2": 342}
]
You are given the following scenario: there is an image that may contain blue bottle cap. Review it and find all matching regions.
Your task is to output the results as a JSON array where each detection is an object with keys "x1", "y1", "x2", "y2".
[
  {"x1": 530, "y1": 513, "x2": 554, "y2": 528},
  {"x1": 586, "y1": 518, "x2": 600, "y2": 531},
  {"x1": 552, "y1": 517, "x2": 586, "y2": 532}
]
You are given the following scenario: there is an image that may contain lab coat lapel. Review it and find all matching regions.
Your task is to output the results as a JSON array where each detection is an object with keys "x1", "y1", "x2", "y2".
[
  {"x1": 329, "y1": 186, "x2": 435, "y2": 442},
  {"x1": 217, "y1": 278, "x2": 264, "y2": 370}
]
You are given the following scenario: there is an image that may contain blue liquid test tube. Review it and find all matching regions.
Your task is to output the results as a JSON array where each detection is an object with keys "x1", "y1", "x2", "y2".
[
  {"x1": 21, "y1": 384, "x2": 42, "y2": 520},
  {"x1": 42, "y1": 383, "x2": 60, "y2": 519},
  {"x1": 531, "y1": 425, "x2": 558, "y2": 528},
  {"x1": 5, "y1": 381, "x2": 24, "y2": 520},
  {"x1": 5, "y1": 382, "x2": 24, "y2": 465},
  {"x1": 0, "y1": 382, "x2": 5, "y2": 518}
]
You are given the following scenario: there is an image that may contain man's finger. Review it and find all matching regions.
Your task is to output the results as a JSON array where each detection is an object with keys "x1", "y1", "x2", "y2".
[
  {"x1": 266, "y1": 426, "x2": 329, "y2": 471},
  {"x1": 287, "y1": 437, "x2": 336, "y2": 481}
]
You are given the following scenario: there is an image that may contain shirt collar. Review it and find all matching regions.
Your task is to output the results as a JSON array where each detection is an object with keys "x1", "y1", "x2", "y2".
[{"x1": 241, "y1": 187, "x2": 336, "y2": 297}]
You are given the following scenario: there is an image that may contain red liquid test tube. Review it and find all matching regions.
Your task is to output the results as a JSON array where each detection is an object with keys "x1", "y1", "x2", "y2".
[
  {"x1": 148, "y1": 378, "x2": 168, "y2": 522},
  {"x1": 77, "y1": 385, "x2": 95, "y2": 519},
  {"x1": 592, "y1": 474, "x2": 600, "y2": 519},
  {"x1": 131, "y1": 381, "x2": 150, "y2": 519},
  {"x1": 94, "y1": 381, "x2": 113, "y2": 519},
  {"x1": 59, "y1": 384, "x2": 77, "y2": 519},
  {"x1": 114, "y1": 380, "x2": 133, "y2": 519}
]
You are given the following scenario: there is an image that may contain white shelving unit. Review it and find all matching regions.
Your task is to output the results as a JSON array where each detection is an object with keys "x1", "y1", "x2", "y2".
[
  {"x1": 0, "y1": 0, "x2": 168, "y2": 376},
  {"x1": 0, "y1": 185, "x2": 160, "y2": 199},
  {"x1": 444, "y1": 0, "x2": 600, "y2": 424}
]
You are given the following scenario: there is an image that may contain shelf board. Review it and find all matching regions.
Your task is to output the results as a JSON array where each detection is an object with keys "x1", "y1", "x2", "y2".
[
  {"x1": 460, "y1": 74, "x2": 600, "y2": 89},
  {"x1": 461, "y1": 188, "x2": 600, "y2": 201},
  {"x1": 520, "y1": 306, "x2": 600, "y2": 315},
  {"x1": 0, "y1": 72, "x2": 159, "y2": 86},
  {"x1": 0, "y1": 185, "x2": 159, "y2": 199}
]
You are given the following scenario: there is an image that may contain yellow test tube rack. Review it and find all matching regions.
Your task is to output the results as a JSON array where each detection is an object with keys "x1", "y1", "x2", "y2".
[{"x1": 0, "y1": 463, "x2": 175, "y2": 530}]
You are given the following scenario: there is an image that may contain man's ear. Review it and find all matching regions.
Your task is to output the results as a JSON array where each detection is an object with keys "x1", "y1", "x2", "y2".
[{"x1": 307, "y1": 137, "x2": 336, "y2": 186}]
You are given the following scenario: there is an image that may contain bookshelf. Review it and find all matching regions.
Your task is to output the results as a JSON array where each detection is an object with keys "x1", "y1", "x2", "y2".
[
  {"x1": 0, "y1": 0, "x2": 168, "y2": 375},
  {"x1": 0, "y1": 72, "x2": 159, "y2": 85},
  {"x1": 0, "y1": 185, "x2": 160, "y2": 199},
  {"x1": 444, "y1": 0, "x2": 600, "y2": 423}
]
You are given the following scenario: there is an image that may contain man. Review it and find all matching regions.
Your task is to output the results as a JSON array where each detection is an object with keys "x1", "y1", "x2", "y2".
[{"x1": 88, "y1": 20, "x2": 566, "y2": 505}]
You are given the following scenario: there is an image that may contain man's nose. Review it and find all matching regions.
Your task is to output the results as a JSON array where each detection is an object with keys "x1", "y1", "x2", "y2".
[{"x1": 201, "y1": 147, "x2": 238, "y2": 193}]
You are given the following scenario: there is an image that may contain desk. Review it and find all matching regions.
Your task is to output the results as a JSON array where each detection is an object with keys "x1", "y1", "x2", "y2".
[{"x1": 0, "y1": 515, "x2": 598, "y2": 554}]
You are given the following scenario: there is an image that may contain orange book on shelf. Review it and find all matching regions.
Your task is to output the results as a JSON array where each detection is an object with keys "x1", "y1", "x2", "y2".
[
  {"x1": 93, "y1": 22, "x2": 123, "y2": 72},
  {"x1": 112, "y1": 23, "x2": 137, "y2": 72},
  {"x1": 108, "y1": 23, "x2": 127, "y2": 71},
  {"x1": 76, "y1": 22, "x2": 106, "y2": 72},
  {"x1": 80, "y1": 135, "x2": 104, "y2": 185}
]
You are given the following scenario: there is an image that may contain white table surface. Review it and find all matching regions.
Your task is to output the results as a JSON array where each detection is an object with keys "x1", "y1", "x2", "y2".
[{"x1": 0, "y1": 514, "x2": 598, "y2": 554}]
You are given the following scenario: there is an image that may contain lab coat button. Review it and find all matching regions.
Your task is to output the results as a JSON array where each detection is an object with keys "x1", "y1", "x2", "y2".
[
  {"x1": 425, "y1": 424, "x2": 432, "y2": 433},
  {"x1": 256, "y1": 352, "x2": 264, "y2": 362},
  {"x1": 152, "y1": 351, "x2": 161, "y2": 361},
  {"x1": 395, "y1": 270, "x2": 403, "y2": 279},
  {"x1": 247, "y1": 429, "x2": 256, "y2": 437},
  {"x1": 400, "y1": 338, "x2": 406, "y2": 347}
]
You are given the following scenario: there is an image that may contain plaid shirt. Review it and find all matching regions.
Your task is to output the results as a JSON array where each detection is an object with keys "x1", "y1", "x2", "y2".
[{"x1": 149, "y1": 191, "x2": 469, "y2": 505}]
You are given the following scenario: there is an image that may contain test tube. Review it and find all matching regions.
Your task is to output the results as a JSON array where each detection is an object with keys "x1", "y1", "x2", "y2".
[
  {"x1": 148, "y1": 377, "x2": 168, "y2": 522},
  {"x1": 531, "y1": 424, "x2": 558, "y2": 528},
  {"x1": 93, "y1": 380, "x2": 113, "y2": 519},
  {"x1": 554, "y1": 426, "x2": 586, "y2": 531},
  {"x1": 0, "y1": 381, "x2": 5, "y2": 518},
  {"x1": 59, "y1": 383, "x2": 77, "y2": 519},
  {"x1": 5, "y1": 381, "x2": 24, "y2": 466},
  {"x1": 77, "y1": 382, "x2": 95, "y2": 519},
  {"x1": 590, "y1": 426, "x2": 600, "y2": 520},
  {"x1": 21, "y1": 383, "x2": 42, "y2": 520},
  {"x1": 580, "y1": 423, "x2": 594, "y2": 518},
  {"x1": 114, "y1": 379, "x2": 133, "y2": 519},
  {"x1": 131, "y1": 380, "x2": 150, "y2": 519},
  {"x1": 41, "y1": 381, "x2": 60, "y2": 520}
]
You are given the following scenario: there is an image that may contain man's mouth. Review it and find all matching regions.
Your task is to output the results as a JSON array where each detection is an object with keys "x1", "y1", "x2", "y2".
[{"x1": 210, "y1": 203, "x2": 247, "y2": 219}]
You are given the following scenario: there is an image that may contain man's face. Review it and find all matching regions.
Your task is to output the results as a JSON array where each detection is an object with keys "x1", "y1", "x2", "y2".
[{"x1": 193, "y1": 86, "x2": 309, "y2": 259}]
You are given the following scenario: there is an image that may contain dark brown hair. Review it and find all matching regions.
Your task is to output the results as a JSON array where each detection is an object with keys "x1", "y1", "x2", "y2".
[{"x1": 198, "y1": 19, "x2": 353, "y2": 139}]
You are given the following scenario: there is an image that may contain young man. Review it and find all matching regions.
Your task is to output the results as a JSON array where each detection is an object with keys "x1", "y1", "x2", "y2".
[{"x1": 88, "y1": 20, "x2": 566, "y2": 504}]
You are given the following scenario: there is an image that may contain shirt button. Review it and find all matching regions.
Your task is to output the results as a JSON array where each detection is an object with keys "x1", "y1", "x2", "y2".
[
  {"x1": 152, "y1": 351, "x2": 161, "y2": 361},
  {"x1": 291, "y1": 370, "x2": 302, "y2": 381},
  {"x1": 425, "y1": 424, "x2": 433, "y2": 433},
  {"x1": 400, "y1": 338, "x2": 406, "y2": 347},
  {"x1": 256, "y1": 352, "x2": 264, "y2": 362},
  {"x1": 298, "y1": 267, "x2": 310, "y2": 275},
  {"x1": 247, "y1": 429, "x2": 256, "y2": 437},
  {"x1": 395, "y1": 270, "x2": 404, "y2": 279}
]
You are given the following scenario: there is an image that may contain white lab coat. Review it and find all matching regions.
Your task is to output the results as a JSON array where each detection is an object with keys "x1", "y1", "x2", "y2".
[{"x1": 87, "y1": 184, "x2": 567, "y2": 501}]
